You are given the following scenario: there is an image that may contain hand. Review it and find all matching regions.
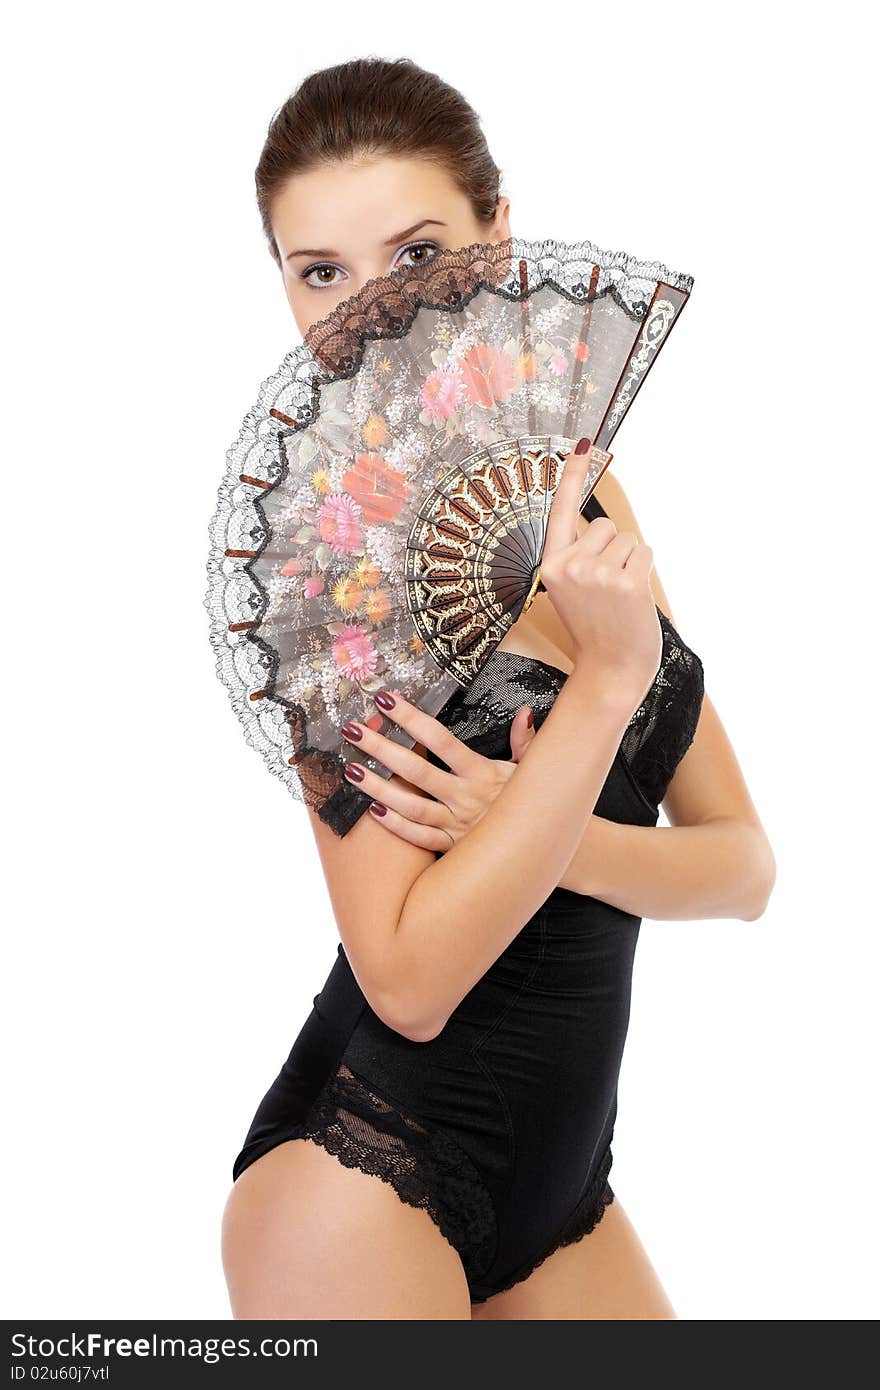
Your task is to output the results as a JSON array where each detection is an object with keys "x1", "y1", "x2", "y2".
[
  {"x1": 341, "y1": 688, "x2": 538, "y2": 851},
  {"x1": 541, "y1": 438, "x2": 663, "y2": 711}
]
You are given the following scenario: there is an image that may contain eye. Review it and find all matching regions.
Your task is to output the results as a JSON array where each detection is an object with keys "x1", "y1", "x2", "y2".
[
  {"x1": 393, "y1": 240, "x2": 440, "y2": 269},
  {"x1": 301, "y1": 262, "x2": 348, "y2": 291},
  {"x1": 300, "y1": 241, "x2": 440, "y2": 291}
]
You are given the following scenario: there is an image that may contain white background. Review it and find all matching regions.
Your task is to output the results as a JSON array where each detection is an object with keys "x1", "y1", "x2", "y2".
[{"x1": 4, "y1": 0, "x2": 877, "y2": 1320}]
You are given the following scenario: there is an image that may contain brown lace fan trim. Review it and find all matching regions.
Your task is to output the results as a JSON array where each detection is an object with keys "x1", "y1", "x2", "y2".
[
  {"x1": 304, "y1": 235, "x2": 694, "y2": 377},
  {"x1": 304, "y1": 239, "x2": 510, "y2": 375}
]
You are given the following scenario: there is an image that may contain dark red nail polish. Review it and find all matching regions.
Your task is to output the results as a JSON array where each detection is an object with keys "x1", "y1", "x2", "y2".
[
  {"x1": 374, "y1": 690, "x2": 396, "y2": 711},
  {"x1": 526, "y1": 709, "x2": 534, "y2": 729},
  {"x1": 344, "y1": 762, "x2": 365, "y2": 781},
  {"x1": 574, "y1": 436, "x2": 593, "y2": 455},
  {"x1": 340, "y1": 722, "x2": 363, "y2": 741},
  {"x1": 369, "y1": 802, "x2": 387, "y2": 817}
]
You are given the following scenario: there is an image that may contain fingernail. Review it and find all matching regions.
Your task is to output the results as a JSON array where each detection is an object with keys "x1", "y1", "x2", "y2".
[
  {"x1": 340, "y1": 722, "x2": 363, "y2": 741},
  {"x1": 369, "y1": 802, "x2": 387, "y2": 817},
  {"x1": 526, "y1": 709, "x2": 534, "y2": 728},
  {"x1": 344, "y1": 762, "x2": 365, "y2": 781},
  {"x1": 574, "y1": 436, "x2": 593, "y2": 455},
  {"x1": 374, "y1": 690, "x2": 396, "y2": 710}
]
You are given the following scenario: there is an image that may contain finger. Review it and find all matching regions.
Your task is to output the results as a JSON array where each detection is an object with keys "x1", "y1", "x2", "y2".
[
  {"x1": 543, "y1": 437, "x2": 593, "y2": 558},
  {"x1": 509, "y1": 706, "x2": 537, "y2": 763},
  {"x1": 596, "y1": 528, "x2": 640, "y2": 568},
  {"x1": 344, "y1": 764, "x2": 452, "y2": 828},
  {"x1": 622, "y1": 541, "x2": 654, "y2": 576},
  {"x1": 364, "y1": 687, "x2": 486, "y2": 779},
  {"x1": 367, "y1": 800, "x2": 456, "y2": 853},
  {"x1": 341, "y1": 714, "x2": 457, "y2": 802}
]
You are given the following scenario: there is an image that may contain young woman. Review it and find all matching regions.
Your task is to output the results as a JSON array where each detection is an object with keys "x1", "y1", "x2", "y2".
[{"x1": 220, "y1": 56, "x2": 776, "y2": 1320}]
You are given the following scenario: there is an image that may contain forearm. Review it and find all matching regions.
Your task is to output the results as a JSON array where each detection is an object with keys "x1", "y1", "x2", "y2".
[
  {"x1": 385, "y1": 669, "x2": 635, "y2": 1036},
  {"x1": 558, "y1": 813, "x2": 776, "y2": 921}
]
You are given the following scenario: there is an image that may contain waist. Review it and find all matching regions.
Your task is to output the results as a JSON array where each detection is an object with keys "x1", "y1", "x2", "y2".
[{"x1": 331, "y1": 887, "x2": 641, "y2": 1039}]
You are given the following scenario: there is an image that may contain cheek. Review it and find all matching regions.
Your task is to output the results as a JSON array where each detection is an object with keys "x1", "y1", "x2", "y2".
[
  {"x1": 280, "y1": 268, "x2": 310, "y2": 316},
  {"x1": 286, "y1": 282, "x2": 351, "y2": 339}
]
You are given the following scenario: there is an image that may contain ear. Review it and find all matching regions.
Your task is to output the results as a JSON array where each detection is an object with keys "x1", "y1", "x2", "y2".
[{"x1": 494, "y1": 196, "x2": 512, "y2": 240}]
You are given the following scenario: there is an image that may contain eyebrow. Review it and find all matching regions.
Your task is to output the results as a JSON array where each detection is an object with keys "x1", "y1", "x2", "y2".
[{"x1": 285, "y1": 219, "x2": 448, "y2": 261}]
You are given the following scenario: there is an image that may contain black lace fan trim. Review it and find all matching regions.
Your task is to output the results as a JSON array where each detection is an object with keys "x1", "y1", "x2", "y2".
[
  {"x1": 469, "y1": 1146, "x2": 615, "y2": 1305},
  {"x1": 287, "y1": 1061, "x2": 498, "y2": 1283},
  {"x1": 318, "y1": 777, "x2": 373, "y2": 836}
]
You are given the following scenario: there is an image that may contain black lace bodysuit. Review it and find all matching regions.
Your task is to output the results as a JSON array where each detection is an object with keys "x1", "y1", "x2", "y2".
[{"x1": 231, "y1": 492, "x2": 705, "y2": 1306}]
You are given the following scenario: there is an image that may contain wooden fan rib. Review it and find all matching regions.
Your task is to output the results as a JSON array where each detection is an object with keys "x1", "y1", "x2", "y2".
[
  {"x1": 518, "y1": 258, "x2": 538, "y2": 440},
  {"x1": 592, "y1": 281, "x2": 689, "y2": 455},
  {"x1": 467, "y1": 450, "x2": 536, "y2": 569},
  {"x1": 465, "y1": 470, "x2": 536, "y2": 558},
  {"x1": 421, "y1": 489, "x2": 538, "y2": 573},
  {"x1": 560, "y1": 262, "x2": 601, "y2": 443}
]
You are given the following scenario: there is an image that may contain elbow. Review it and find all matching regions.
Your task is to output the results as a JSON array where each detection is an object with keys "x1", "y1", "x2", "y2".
[
  {"x1": 400, "y1": 1015, "x2": 447, "y2": 1044},
  {"x1": 740, "y1": 833, "x2": 777, "y2": 921},
  {"x1": 370, "y1": 987, "x2": 447, "y2": 1044},
  {"x1": 383, "y1": 1007, "x2": 446, "y2": 1044},
  {"x1": 364, "y1": 915, "x2": 449, "y2": 1042}
]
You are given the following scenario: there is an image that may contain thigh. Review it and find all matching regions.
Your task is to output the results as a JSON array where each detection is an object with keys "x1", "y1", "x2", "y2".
[
  {"x1": 470, "y1": 1197, "x2": 677, "y2": 1321},
  {"x1": 221, "y1": 1137, "x2": 473, "y2": 1320}
]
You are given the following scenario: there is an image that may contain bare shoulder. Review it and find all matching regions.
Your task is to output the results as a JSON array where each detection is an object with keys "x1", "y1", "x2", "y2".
[{"x1": 589, "y1": 471, "x2": 677, "y2": 622}]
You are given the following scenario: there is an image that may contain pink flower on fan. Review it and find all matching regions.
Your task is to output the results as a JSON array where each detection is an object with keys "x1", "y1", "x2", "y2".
[
  {"x1": 573, "y1": 340, "x2": 591, "y2": 362},
  {"x1": 332, "y1": 624, "x2": 379, "y2": 680},
  {"x1": 548, "y1": 352, "x2": 569, "y2": 376},
  {"x1": 303, "y1": 576, "x2": 324, "y2": 598},
  {"x1": 318, "y1": 493, "x2": 363, "y2": 553},
  {"x1": 421, "y1": 367, "x2": 465, "y2": 421}
]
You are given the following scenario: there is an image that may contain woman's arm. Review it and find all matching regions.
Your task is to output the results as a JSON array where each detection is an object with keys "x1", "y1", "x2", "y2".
[
  {"x1": 313, "y1": 670, "x2": 635, "y2": 1041},
  {"x1": 309, "y1": 443, "x2": 661, "y2": 1042},
  {"x1": 559, "y1": 814, "x2": 775, "y2": 920},
  {"x1": 342, "y1": 687, "x2": 775, "y2": 923},
  {"x1": 341, "y1": 473, "x2": 776, "y2": 926},
  {"x1": 556, "y1": 472, "x2": 776, "y2": 919},
  {"x1": 557, "y1": 693, "x2": 776, "y2": 919}
]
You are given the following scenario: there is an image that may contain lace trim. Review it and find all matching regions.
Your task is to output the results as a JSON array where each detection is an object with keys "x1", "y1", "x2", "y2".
[
  {"x1": 204, "y1": 237, "x2": 693, "y2": 821},
  {"x1": 470, "y1": 1146, "x2": 615, "y2": 1305},
  {"x1": 425, "y1": 614, "x2": 704, "y2": 813},
  {"x1": 289, "y1": 1062, "x2": 498, "y2": 1282},
  {"x1": 619, "y1": 613, "x2": 705, "y2": 806},
  {"x1": 205, "y1": 347, "x2": 326, "y2": 809},
  {"x1": 304, "y1": 235, "x2": 694, "y2": 376}
]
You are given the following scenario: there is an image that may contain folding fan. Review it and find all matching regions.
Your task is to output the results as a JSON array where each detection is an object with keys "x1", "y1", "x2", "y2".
[{"x1": 205, "y1": 236, "x2": 693, "y2": 829}]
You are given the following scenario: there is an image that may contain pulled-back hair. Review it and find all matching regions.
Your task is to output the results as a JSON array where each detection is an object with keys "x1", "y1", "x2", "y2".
[{"x1": 255, "y1": 57, "x2": 503, "y2": 265}]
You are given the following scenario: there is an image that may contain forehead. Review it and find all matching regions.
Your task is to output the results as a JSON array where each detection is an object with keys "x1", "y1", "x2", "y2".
[{"x1": 271, "y1": 155, "x2": 467, "y2": 250}]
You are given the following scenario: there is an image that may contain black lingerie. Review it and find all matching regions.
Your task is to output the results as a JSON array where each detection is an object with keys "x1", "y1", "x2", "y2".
[{"x1": 230, "y1": 491, "x2": 705, "y2": 1305}]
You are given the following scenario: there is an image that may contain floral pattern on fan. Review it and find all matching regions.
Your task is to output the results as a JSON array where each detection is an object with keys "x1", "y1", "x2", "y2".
[{"x1": 205, "y1": 236, "x2": 693, "y2": 824}]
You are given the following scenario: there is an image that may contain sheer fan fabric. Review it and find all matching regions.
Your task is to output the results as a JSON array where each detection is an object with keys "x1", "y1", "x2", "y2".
[{"x1": 205, "y1": 236, "x2": 694, "y2": 829}]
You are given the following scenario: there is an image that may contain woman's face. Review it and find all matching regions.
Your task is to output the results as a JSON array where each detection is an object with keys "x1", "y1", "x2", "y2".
[{"x1": 270, "y1": 155, "x2": 512, "y2": 338}]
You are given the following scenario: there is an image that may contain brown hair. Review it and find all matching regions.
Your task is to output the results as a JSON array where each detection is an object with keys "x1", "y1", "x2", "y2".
[{"x1": 255, "y1": 57, "x2": 503, "y2": 266}]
